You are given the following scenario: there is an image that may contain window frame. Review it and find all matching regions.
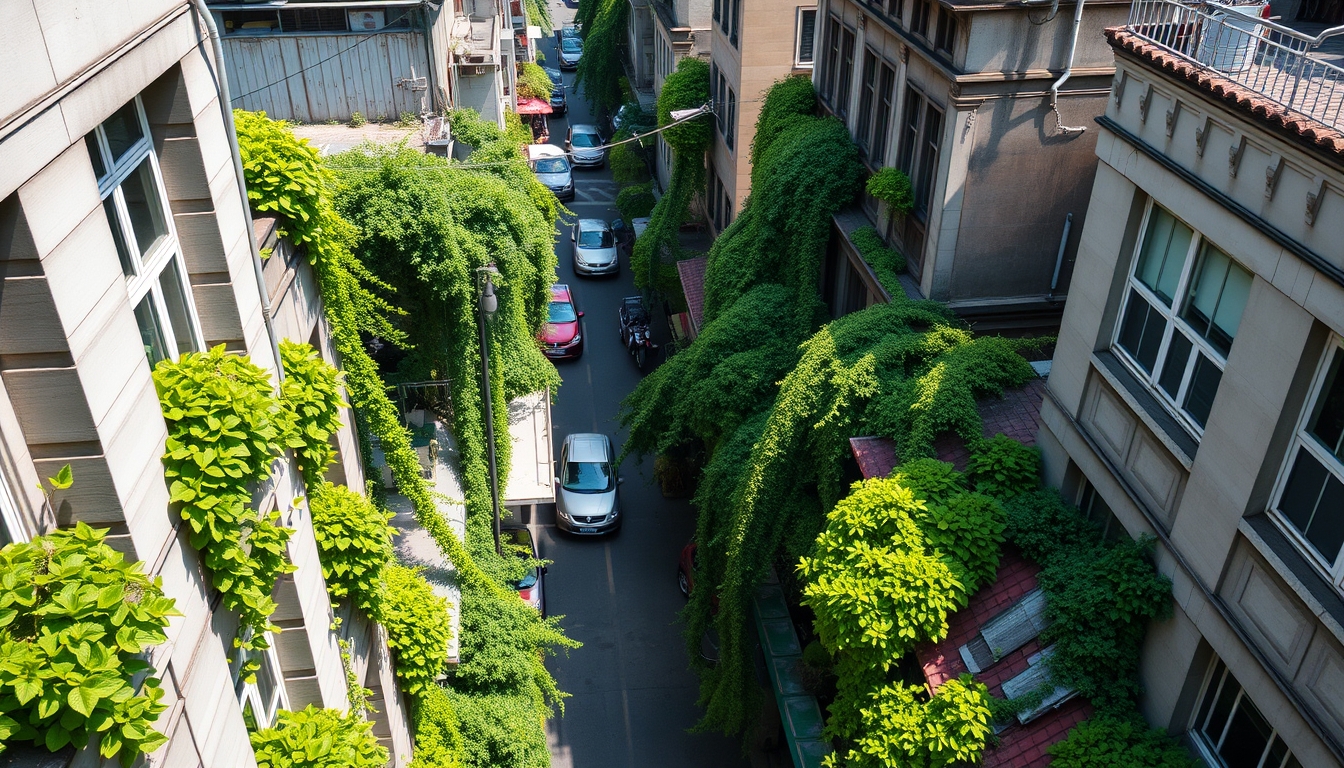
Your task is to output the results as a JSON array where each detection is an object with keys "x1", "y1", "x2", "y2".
[
  {"x1": 233, "y1": 637, "x2": 288, "y2": 731},
  {"x1": 887, "y1": 0, "x2": 905, "y2": 24},
  {"x1": 1111, "y1": 200, "x2": 1248, "y2": 439},
  {"x1": 1269, "y1": 337, "x2": 1344, "y2": 587},
  {"x1": 88, "y1": 97, "x2": 204, "y2": 367},
  {"x1": 795, "y1": 7, "x2": 818, "y2": 67},
  {"x1": 871, "y1": 61, "x2": 897, "y2": 165},
  {"x1": 856, "y1": 48, "x2": 879, "y2": 151},
  {"x1": 1190, "y1": 657, "x2": 1300, "y2": 768},
  {"x1": 821, "y1": 16, "x2": 842, "y2": 103},
  {"x1": 836, "y1": 26, "x2": 856, "y2": 117},
  {"x1": 912, "y1": 0, "x2": 932, "y2": 37},
  {"x1": 725, "y1": 86, "x2": 737, "y2": 150},
  {"x1": 729, "y1": 0, "x2": 741, "y2": 47},
  {"x1": 935, "y1": 7, "x2": 958, "y2": 55}
]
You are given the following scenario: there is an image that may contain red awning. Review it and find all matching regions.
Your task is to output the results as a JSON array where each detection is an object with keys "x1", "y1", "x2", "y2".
[{"x1": 516, "y1": 97, "x2": 553, "y2": 115}]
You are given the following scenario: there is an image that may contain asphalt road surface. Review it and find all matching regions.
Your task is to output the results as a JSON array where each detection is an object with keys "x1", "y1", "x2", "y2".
[{"x1": 515, "y1": 6, "x2": 751, "y2": 767}]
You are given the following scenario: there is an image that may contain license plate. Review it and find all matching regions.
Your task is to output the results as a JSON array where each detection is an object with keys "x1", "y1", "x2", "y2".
[{"x1": 579, "y1": 527, "x2": 597, "y2": 534}]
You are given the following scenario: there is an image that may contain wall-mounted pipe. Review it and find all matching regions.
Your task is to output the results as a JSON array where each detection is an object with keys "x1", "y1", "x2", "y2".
[
  {"x1": 1050, "y1": 212, "x2": 1073, "y2": 297},
  {"x1": 1050, "y1": 0, "x2": 1089, "y2": 134}
]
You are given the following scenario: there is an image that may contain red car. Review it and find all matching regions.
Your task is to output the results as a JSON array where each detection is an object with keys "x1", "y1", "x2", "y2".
[
  {"x1": 678, "y1": 541, "x2": 698, "y2": 597},
  {"x1": 540, "y1": 284, "x2": 584, "y2": 360}
]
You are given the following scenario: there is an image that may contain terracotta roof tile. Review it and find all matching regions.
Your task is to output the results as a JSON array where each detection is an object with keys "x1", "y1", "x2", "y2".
[
  {"x1": 676, "y1": 257, "x2": 709, "y2": 333},
  {"x1": 1107, "y1": 27, "x2": 1344, "y2": 157}
]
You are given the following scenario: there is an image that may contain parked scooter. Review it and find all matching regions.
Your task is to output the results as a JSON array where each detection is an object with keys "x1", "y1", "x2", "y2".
[{"x1": 618, "y1": 295, "x2": 658, "y2": 370}]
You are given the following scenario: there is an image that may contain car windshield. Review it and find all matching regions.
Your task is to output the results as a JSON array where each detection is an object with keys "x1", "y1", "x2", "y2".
[
  {"x1": 548, "y1": 301, "x2": 577, "y2": 323},
  {"x1": 562, "y1": 38, "x2": 582, "y2": 53},
  {"x1": 514, "y1": 567, "x2": 538, "y2": 590},
  {"x1": 571, "y1": 132, "x2": 599, "y2": 148},
  {"x1": 534, "y1": 157, "x2": 568, "y2": 173},
  {"x1": 562, "y1": 461, "x2": 612, "y2": 493},
  {"x1": 578, "y1": 229, "x2": 613, "y2": 248},
  {"x1": 546, "y1": 70, "x2": 562, "y2": 84}
]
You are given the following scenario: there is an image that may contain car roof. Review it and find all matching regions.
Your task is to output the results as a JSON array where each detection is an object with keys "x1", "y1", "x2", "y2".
[
  {"x1": 578, "y1": 218, "x2": 609, "y2": 231},
  {"x1": 528, "y1": 144, "x2": 566, "y2": 160},
  {"x1": 550, "y1": 283, "x2": 572, "y2": 303},
  {"x1": 570, "y1": 123, "x2": 600, "y2": 135},
  {"x1": 565, "y1": 433, "x2": 610, "y2": 462}
]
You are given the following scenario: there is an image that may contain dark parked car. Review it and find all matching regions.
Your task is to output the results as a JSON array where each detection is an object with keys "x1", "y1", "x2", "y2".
[
  {"x1": 502, "y1": 526, "x2": 545, "y2": 614},
  {"x1": 545, "y1": 67, "x2": 566, "y2": 115}
]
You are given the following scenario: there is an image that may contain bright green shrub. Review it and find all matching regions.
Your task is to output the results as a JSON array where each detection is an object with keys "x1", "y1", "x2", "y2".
[
  {"x1": 409, "y1": 686, "x2": 465, "y2": 768},
  {"x1": 516, "y1": 62, "x2": 554, "y2": 100},
  {"x1": 279, "y1": 340, "x2": 345, "y2": 482},
  {"x1": 915, "y1": 492, "x2": 1005, "y2": 593},
  {"x1": 835, "y1": 675, "x2": 993, "y2": 768},
  {"x1": 250, "y1": 706, "x2": 388, "y2": 768},
  {"x1": 1001, "y1": 489, "x2": 1100, "y2": 566},
  {"x1": 966, "y1": 434, "x2": 1041, "y2": 498},
  {"x1": 866, "y1": 167, "x2": 914, "y2": 215},
  {"x1": 154, "y1": 346, "x2": 299, "y2": 669},
  {"x1": 448, "y1": 691, "x2": 551, "y2": 768},
  {"x1": 1047, "y1": 717, "x2": 1196, "y2": 768},
  {"x1": 610, "y1": 141, "x2": 651, "y2": 185},
  {"x1": 308, "y1": 483, "x2": 394, "y2": 612},
  {"x1": 234, "y1": 110, "x2": 328, "y2": 248},
  {"x1": 750, "y1": 75, "x2": 817, "y2": 166},
  {"x1": 656, "y1": 57, "x2": 712, "y2": 154},
  {"x1": 0, "y1": 523, "x2": 178, "y2": 764},
  {"x1": 889, "y1": 458, "x2": 965, "y2": 504},
  {"x1": 379, "y1": 565, "x2": 452, "y2": 697},
  {"x1": 850, "y1": 225, "x2": 905, "y2": 296},
  {"x1": 615, "y1": 182, "x2": 656, "y2": 221}
]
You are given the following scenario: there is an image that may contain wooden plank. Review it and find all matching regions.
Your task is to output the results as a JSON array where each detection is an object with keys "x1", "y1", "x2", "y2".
[
  {"x1": 280, "y1": 39, "x2": 311, "y2": 123},
  {"x1": 320, "y1": 37, "x2": 347, "y2": 121},
  {"x1": 340, "y1": 34, "x2": 361, "y2": 121},
  {"x1": 296, "y1": 37, "x2": 326, "y2": 122}
]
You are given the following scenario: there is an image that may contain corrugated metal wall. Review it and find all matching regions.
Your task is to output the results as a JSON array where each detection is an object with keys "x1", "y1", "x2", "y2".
[{"x1": 222, "y1": 32, "x2": 431, "y2": 123}]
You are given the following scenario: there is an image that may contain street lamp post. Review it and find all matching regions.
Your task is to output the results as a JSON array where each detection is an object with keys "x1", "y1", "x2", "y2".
[{"x1": 476, "y1": 265, "x2": 503, "y2": 556}]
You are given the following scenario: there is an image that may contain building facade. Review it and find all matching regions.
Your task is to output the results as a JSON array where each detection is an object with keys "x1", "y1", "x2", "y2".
[
  {"x1": 0, "y1": 2, "x2": 411, "y2": 765},
  {"x1": 1039, "y1": 1, "x2": 1344, "y2": 765},
  {"x1": 813, "y1": 0, "x2": 1129, "y2": 328},
  {"x1": 649, "y1": 0, "x2": 712, "y2": 188}
]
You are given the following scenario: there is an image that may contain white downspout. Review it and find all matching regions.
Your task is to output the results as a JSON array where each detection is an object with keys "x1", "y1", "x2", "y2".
[
  {"x1": 188, "y1": 0, "x2": 286, "y2": 381},
  {"x1": 1050, "y1": 0, "x2": 1088, "y2": 134}
]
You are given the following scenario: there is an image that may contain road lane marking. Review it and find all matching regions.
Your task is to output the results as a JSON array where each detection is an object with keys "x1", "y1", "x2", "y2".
[
  {"x1": 605, "y1": 543, "x2": 615, "y2": 595},
  {"x1": 621, "y1": 688, "x2": 636, "y2": 766}
]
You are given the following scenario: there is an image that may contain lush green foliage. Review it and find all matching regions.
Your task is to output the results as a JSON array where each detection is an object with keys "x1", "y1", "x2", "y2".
[
  {"x1": 865, "y1": 167, "x2": 914, "y2": 215},
  {"x1": 154, "y1": 346, "x2": 298, "y2": 668},
  {"x1": 1047, "y1": 717, "x2": 1196, "y2": 768},
  {"x1": 833, "y1": 676, "x2": 993, "y2": 768},
  {"x1": 524, "y1": 0, "x2": 552, "y2": 34},
  {"x1": 574, "y1": 0, "x2": 628, "y2": 112},
  {"x1": 615, "y1": 182, "x2": 656, "y2": 221},
  {"x1": 447, "y1": 108, "x2": 564, "y2": 226},
  {"x1": 380, "y1": 565, "x2": 453, "y2": 698},
  {"x1": 516, "y1": 62, "x2": 554, "y2": 100},
  {"x1": 308, "y1": 483, "x2": 393, "y2": 612},
  {"x1": 890, "y1": 459, "x2": 965, "y2": 503},
  {"x1": 610, "y1": 140, "x2": 651, "y2": 185},
  {"x1": 237, "y1": 110, "x2": 330, "y2": 247},
  {"x1": 410, "y1": 686, "x2": 465, "y2": 768},
  {"x1": 279, "y1": 340, "x2": 345, "y2": 482},
  {"x1": 448, "y1": 691, "x2": 551, "y2": 768},
  {"x1": 0, "y1": 523, "x2": 178, "y2": 764},
  {"x1": 749, "y1": 75, "x2": 818, "y2": 167},
  {"x1": 850, "y1": 226, "x2": 904, "y2": 297},
  {"x1": 250, "y1": 706, "x2": 388, "y2": 768},
  {"x1": 631, "y1": 57, "x2": 711, "y2": 293},
  {"x1": 965, "y1": 434, "x2": 1040, "y2": 498},
  {"x1": 914, "y1": 491, "x2": 1005, "y2": 593}
]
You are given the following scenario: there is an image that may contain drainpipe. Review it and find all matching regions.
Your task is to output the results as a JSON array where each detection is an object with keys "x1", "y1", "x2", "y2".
[
  {"x1": 1049, "y1": 212, "x2": 1072, "y2": 299},
  {"x1": 1050, "y1": 0, "x2": 1088, "y2": 134},
  {"x1": 188, "y1": 0, "x2": 286, "y2": 382}
]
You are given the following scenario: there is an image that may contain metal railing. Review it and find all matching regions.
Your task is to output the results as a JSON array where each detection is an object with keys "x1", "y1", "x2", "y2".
[{"x1": 1126, "y1": 0, "x2": 1344, "y2": 129}]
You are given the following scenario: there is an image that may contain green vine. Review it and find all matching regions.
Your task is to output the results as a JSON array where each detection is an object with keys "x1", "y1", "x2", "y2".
[
  {"x1": 516, "y1": 62, "x2": 554, "y2": 100},
  {"x1": 279, "y1": 340, "x2": 346, "y2": 483},
  {"x1": 573, "y1": 0, "x2": 629, "y2": 113},
  {"x1": 850, "y1": 226, "x2": 905, "y2": 297},
  {"x1": 380, "y1": 565, "x2": 453, "y2": 698},
  {"x1": 865, "y1": 167, "x2": 914, "y2": 215},
  {"x1": 339, "y1": 639, "x2": 376, "y2": 718},
  {"x1": 154, "y1": 346, "x2": 299, "y2": 674},
  {"x1": 250, "y1": 705, "x2": 388, "y2": 768},
  {"x1": 0, "y1": 522, "x2": 179, "y2": 764},
  {"x1": 615, "y1": 182, "x2": 656, "y2": 222},
  {"x1": 308, "y1": 483, "x2": 393, "y2": 612}
]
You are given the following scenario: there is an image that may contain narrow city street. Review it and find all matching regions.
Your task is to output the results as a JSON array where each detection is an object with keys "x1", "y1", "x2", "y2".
[{"x1": 514, "y1": 6, "x2": 751, "y2": 767}]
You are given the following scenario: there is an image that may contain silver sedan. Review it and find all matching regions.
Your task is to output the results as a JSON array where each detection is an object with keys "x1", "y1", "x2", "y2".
[
  {"x1": 555, "y1": 433, "x2": 621, "y2": 535},
  {"x1": 572, "y1": 219, "x2": 619, "y2": 276}
]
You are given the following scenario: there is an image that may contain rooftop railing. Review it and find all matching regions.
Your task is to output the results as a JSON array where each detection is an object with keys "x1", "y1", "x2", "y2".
[{"x1": 1126, "y1": 0, "x2": 1344, "y2": 130}]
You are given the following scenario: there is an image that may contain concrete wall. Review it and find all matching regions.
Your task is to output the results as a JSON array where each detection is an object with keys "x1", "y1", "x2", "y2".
[{"x1": 1038, "y1": 41, "x2": 1344, "y2": 768}]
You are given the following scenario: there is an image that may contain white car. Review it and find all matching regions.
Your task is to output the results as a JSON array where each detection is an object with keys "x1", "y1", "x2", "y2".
[
  {"x1": 572, "y1": 219, "x2": 618, "y2": 276},
  {"x1": 566, "y1": 124, "x2": 605, "y2": 167},
  {"x1": 527, "y1": 144, "x2": 574, "y2": 201}
]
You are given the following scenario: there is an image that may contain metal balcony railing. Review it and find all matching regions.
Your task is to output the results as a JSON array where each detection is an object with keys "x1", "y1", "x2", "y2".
[{"x1": 1126, "y1": 0, "x2": 1344, "y2": 130}]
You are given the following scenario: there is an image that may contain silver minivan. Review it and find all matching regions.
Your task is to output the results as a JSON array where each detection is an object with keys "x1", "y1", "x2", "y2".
[{"x1": 555, "y1": 433, "x2": 620, "y2": 535}]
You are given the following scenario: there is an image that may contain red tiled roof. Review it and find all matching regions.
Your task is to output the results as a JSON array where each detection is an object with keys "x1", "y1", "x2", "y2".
[
  {"x1": 1107, "y1": 27, "x2": 1344, "y2": 157},
  {"x1": 849, "y1": 377, "x2": 1046, "y2": 478},
  {"x1": 677, "y1": 257, "x2": 709, "y2": 333}
]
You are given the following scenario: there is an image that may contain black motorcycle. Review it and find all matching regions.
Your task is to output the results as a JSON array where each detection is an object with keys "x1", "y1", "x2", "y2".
[{"x1": 619, "y1": 296, "x2": 657, "y2": 370}]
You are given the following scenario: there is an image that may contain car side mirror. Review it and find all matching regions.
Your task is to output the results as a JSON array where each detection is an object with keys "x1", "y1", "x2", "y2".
[
  {"x1": 577, "y1": 310, "x2": 584, "y2": 317},
  {"x1": 618, "y1": 477, "x2": 625, "y2": 485},
  {"x1": 541, "y1": 565, "x2": 549, "y2": 574}
]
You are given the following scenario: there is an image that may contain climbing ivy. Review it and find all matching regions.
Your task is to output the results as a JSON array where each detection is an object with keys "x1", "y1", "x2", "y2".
[
  {"x1": 516, "y1": 62, "x2": 554, "y2": 100},
  {"x1": 250, "y1": 706, "x2": 388, "y2": 768},
  {"x1": 154, "y1": 346, "x2": 299, "y2": 673},
  {"x1": 0, "y1": 522, "x2": 178, "y2": 765},
  {"x1": 574, "y1": 0, "x2": 628, "y2": 113},
  {"x1": 308, "y1": 483, "x2": 394, "y2": 613},
  {"x1": 279, "y1": 340, "x2": 345, "y2": 483},
  {"x1": 850, "y1": 226, "x2": 905, "y2": 297}
]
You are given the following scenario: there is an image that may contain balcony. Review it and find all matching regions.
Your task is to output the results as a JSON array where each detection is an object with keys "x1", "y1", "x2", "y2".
[{"x1": 1126, "y1": 0, "x2": 1344, "y2": 130}]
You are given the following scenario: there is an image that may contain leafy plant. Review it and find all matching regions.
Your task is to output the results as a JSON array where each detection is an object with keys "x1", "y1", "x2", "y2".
[
  {"x1": 154, "y1": 346, "x2": 299, "y2": 671},
  {"x1": 349, "y1": 111, "x2": 366, "y2": 128},
  {"x1": 965, "y1": 434, "x2": 1041, "y2": 498},
  {"x1": 515, "y1": 62, "x2": 554, "y2": 100},
  {"x1": 914, "y1": 491, "x2": 1005, "y2": 593},
  {"x1": 615, "y1": 182, "x2": 656, "y2": 221},
  {"x1": 866, "y1": 167, "x2": 914, "y2": 215},
  {"x1": 749, "y1": 74, "x2": 817, "y2": 166},
  {"x1": 850, "y1": 225, "x2": 905, "y2": 296},
  {"x1": 574, "y1": 0, "x2": 629, "y2": 112},
  {"x1": 1047, "y1": 716, "x2": 1196, "y2": 768},
  {"x1": 833, "y1": 675, "x2": 993, "y2": 768},
  {"x1": 308, "y1": 483, "x2": 394, "y2": 612},
  {"x1": 250, "y1": 705, "x2": 388, "y2": 768},
  {"x1": 279, "y1": 340, "x2": 345, "y2": 483},
  {"x1": 397, "y1": 111, "x2": 420, "y2": 128},
  {"x1": 0, "y1": 522, "x2": 179, "y2": 764},
  {"x1": 409, "y1": 685, "x2": 464, "y2": 768},
  {"x1": 379, "y1": 565, "x2": 453, "y2": 697},
  {"x1": 610, "y1": 140, "x2": 651, "y2": 185},
  {"x1": 889, "y1": 458, "x2": 964, "y2": 503},
  {"x1": 448, "y1": 690, "x2": 551, "y2": 768},
  {"x1": 236, "y1": 110, "x2": 329, "y2": 248}
]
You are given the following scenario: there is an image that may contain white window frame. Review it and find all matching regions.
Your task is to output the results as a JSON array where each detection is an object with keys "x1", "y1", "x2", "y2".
[
  {"x1": 88, "y1": 97, "x2": 204, "y2": 366},
  {"x1": 1269, "y1": 336, "x2": 1344, "y2": 586},
  {"x1": 0, "y1": 465, "x2": 28, "y2": 545},
  {"x1": 1189, "y1": 657, "x2": 1299, "y2": 768},
  {"x1": 1112, "y1": 200, "x2": 1246, "y2": 439},
  {"x1": 795, "y1": 7, "x2": 818, "y2": 68},
  {"x1": 233, "y1": 637, "x2": 288, "y2": 730}
]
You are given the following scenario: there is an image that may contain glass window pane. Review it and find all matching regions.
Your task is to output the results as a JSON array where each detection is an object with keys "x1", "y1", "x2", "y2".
[
  {"x1": 1134, "y1": 206, "x2": 1193, "y2": 306},
  {"x1": 101, "y1": 101, "x2": 145, "y2": 165},
  {"x1": 1265, "y1": 734, "x2": 1292, "y2": 768},
  {"x1": 798, "y1": 10, "x2": 816, "y2": 62},
  {"x1": 1182, "y1": 243, "x2": 1250, "y2": 358},
  {"x1": 1218, "y1": 694, "x2": 1274, "y2": 768},
  {"x1": 1159, "y1": 330, "x2": 1193, "y2": 400},
  {"x1": 121, "y1": 159, "x2": 169, "y2": 258},
  {"x1": 1195, "y1": 660, "x2": 1226, "y2": 731},
  {"x1": 254, "y1": 649, "x2": 279, "y2": 717},
  {"x1": 159, "y1": 260, "x2": 199, "y2": 356},
  {"x1": 241, "y1": 697, "x2": 259, "y2": 731},
  {"x1": 1204, "y1": 667, "x2": 1241, "y2": 746},
  {"x1": 1118, "y1": 290, "x2": 1165, "y2": 373},
  {"x1": 85, "y1": 134, "x2": 106, "y2": 179},
  {"x1": 1212, "y1": 257, "x2": 1251, "y2": 353},
  {"x1": 1307, "y1": 349, "x2": 1344, "y2": 462},
  {"x1": 103, "y1": 198, "x2": 136, "y2": 276},
  {"x1": 1183, "y1": 352, "x2": 1223, "y2": 427},
  {"x1": 1279, "y1": 446, "x2": 1344, "y2": 561},
  {"x1": 134, "y1": 295, "x2": 169, "y2": 366}
]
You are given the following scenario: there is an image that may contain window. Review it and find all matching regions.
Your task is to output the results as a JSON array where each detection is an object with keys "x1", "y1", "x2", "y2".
[
  {"x1": 856, "y1": 50, "x2": 879, "y2": 150},
  {"x1": 796, "y1": 8, "x2": 818, "y2": 66},
  {"x1": 87, "y1": 98, "x2": 203, "y2": 368},
  {"x1": 871, "y1": 62, "x2": 897, "y2": 165},
  {"x1": 713, "y1": 66, "x2": 725, "y2": 135},
  {"x1": 234, "y1": 641, "x2": 287, "y2": 730},
  {"x1": 728, "y1": 0, "x2": 741, "y2": 46},
  {"x1": 0, "y1": 466, "x2": 27, "y2": 546},
  {"x1": 836, "y1": 27, "x2": 856, "y2": 116},
  {"x1": 935, "y1": 8, "x2": 958, "y2": 54},
  {"x1": 1114, "y1": 203, "x2": 1251, "y2": 434},
  {"x1": 708, "y1": 166, "x2": 719, "y2": 228},
  {"x1": 821, "y1": 17, "x2": 841, "y2": 102},
  {"x1": 898, "y1": 89, "x2": 943, "y2": 217},
  {"x1": 1272, "y1": 341, "x2": 1344, "y2": 580},
  {"x1": 725, "y1": 87, "x2": 737, "y2": 150},
  {"x1": 1191, "y1": 658, "x2": 1301, "y2": 768},
  {"x1": 912, "y1": 0, "x2": 932, "y2": 37},
  {"x1": 1079, "y1": 481, "x2": 1126, "y2": 543},
  {"x1": 713, "y1": 0, "x2": 720, "y2": 23},
  {"x1": 888, "y1": 0, "x2": 905, "y2": 23}
]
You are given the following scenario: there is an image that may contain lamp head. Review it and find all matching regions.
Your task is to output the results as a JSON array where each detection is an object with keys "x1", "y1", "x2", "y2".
[{"x1": 481, "y1": 275, "x2": 498, "y2": 318}]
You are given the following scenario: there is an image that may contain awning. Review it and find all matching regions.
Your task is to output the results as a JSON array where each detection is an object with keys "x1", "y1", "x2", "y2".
[
  {"x1": 504, "y1": 389, "x2": 555, "y2": 505},
  {"x1": 515, "y1": 97, "x2": 553, "y2": 115}
]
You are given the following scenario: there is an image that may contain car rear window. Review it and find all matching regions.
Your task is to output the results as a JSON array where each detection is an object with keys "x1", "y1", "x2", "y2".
[
  {"x1": 578, "y1": 229, "x2": 613, "y2": 248},
  {"x1": 548, "y1": 301, "x2": 577, "y2": 323}
]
